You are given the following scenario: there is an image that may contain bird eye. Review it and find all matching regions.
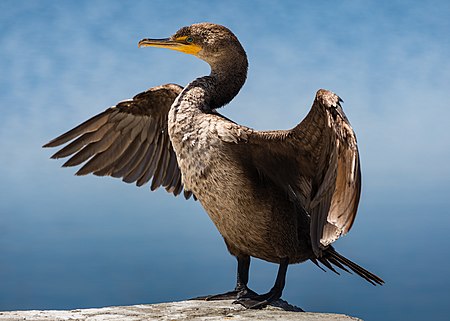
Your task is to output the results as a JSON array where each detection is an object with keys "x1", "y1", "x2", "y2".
[{"x1": 186, "y1": 37, "x2": 194, "y2": 43}]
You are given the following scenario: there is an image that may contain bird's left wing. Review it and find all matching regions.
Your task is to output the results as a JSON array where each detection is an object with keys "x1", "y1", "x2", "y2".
[
  {"x1": 43, "y1": 83, "x2": 193, "y2": 199},
  {"x1": 239, "y1": 90, "x2": 361, "y2": 254},
  {"x1": 306, "y1": 91, "x2": 361, "y2": 253}
]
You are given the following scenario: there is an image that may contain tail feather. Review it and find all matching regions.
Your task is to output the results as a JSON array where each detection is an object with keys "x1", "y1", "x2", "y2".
[
  {"x1": 310, "y1": 258, "x2": 326, "y2": 272},
  {"x1": 318, "y1": 256, "x2": 340, "y2": 274},
  {"x1": 312, "y1": 247, "x2": 384, "y2": 286},
  {"x1": 324, "y1": 255, "x2": 351, "y2": 274}
]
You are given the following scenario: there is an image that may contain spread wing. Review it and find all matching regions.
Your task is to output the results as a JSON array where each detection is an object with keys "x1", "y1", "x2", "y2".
[
  {"x1": 43, "y1": 83, "x2": 193, "y2": 199},
  {"x1": 244, "y1": 89, "x2": 361, "y2": 255}
]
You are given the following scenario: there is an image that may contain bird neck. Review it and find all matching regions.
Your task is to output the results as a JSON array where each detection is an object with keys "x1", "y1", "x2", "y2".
[
  {"x1": 180, "y1": 54, "x2": 248, "y2": 112},
  {"x1": 208, "y1": 55, "x2": 248, "y2": 109}
]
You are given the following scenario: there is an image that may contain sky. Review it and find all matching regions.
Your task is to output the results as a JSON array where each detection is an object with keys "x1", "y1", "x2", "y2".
[{"x1": 0, "y1": 1, "x2": 449, "y2": 320}]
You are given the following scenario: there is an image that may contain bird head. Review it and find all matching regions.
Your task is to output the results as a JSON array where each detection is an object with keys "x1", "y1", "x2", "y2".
[{"x1": 138, "y1": 23, "x2": 247, "y2": 69}]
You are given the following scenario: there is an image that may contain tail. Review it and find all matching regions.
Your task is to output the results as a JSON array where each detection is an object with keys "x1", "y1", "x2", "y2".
[{"x1": 310, "y1": 247, "x2": 384, "y2": 286}]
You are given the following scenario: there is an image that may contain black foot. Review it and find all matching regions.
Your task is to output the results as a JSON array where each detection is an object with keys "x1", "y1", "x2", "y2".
[
  {"x1": 193, "y1": 286, "x2": 258, "y2": 301},
  {"x1": 233, "y1": 291, "x2": 276, "y2": 309}
]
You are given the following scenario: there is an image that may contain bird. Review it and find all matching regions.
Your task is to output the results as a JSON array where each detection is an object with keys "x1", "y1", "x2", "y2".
[{"x1": 43, "y1": 22, "x2": 383, "y2": 309}]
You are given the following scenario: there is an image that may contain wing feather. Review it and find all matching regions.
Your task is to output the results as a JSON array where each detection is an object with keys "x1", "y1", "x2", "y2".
[
  {"x1": 137, "y1": 135, "x2": 162, "y2": 187},
  {"x1": 43, "y1": 111, "x2": 111, "y2": 148},
  {"x1": 76, "y1": 130, "x2": 134, "y2": 176},
  {"x1": 162, "y1": 149, "x2": 178, "y2": 188},
  {"x1": 50, "y1": 122, "x2": 115, "y2": 159},
  {"x1": 122, "y1": 140, "x2": 153, "y2": 183},
  {"x1": 66, "y1": 129, "x2": 120, "y2": 169}
]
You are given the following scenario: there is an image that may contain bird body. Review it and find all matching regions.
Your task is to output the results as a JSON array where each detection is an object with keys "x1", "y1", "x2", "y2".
[
  {"x1": 44, "y1": 22, "x2": 383, "y2": 309},
  {"x1": 168, "y1": 84, "x2": 302, "y2": 264}
]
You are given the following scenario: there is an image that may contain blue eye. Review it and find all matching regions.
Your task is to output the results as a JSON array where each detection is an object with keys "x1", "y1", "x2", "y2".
[{"x1": 186, "y1": 37, "x2": 193, "y2": 43}]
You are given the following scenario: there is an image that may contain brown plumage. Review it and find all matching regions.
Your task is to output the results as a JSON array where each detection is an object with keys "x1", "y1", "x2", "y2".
[{"x1": 44, "y1": 23, "x2": 383, "y2": 309}]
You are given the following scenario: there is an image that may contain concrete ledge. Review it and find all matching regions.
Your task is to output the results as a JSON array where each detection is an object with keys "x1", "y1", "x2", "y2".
[{"x1": 0, "y1": 299, "x2": 362, "y2": 321}]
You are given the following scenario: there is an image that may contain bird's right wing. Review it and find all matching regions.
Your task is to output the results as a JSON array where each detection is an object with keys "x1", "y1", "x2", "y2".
[{"x1": 43, "y1": 83, "x2": 193, "y2": 199}]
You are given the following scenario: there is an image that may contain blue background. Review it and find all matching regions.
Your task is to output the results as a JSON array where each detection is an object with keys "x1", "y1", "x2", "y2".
[{"x1": 1, "y1": 1, "x2": 449, "y2": 320}]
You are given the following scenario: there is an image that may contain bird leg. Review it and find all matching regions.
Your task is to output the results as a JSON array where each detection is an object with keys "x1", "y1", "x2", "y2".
[
  {"x1": 202, "y1": 255, "x2": 257, "y2": 301},
  {"x1": 234, "y1": 257, "x2": 289, "y2": 309}
]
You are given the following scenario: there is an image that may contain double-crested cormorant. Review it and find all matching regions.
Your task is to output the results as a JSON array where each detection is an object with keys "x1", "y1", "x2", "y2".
[{"x1": 44, "y1": 23, "x2": 383, "y2": 309}]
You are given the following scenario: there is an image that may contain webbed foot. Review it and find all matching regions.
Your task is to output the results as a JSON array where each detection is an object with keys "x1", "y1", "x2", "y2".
[
  {"x1": 194, "y1": 286, "x2": 257, "y2": 301},
  {"x1": 233, "y1": 290, "x2": 279, "y2": 309}
]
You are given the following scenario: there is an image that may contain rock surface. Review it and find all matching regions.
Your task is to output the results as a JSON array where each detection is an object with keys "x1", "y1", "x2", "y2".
[{"x1": 0, "y1": 299, "x2": 362, "y2": 321}]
